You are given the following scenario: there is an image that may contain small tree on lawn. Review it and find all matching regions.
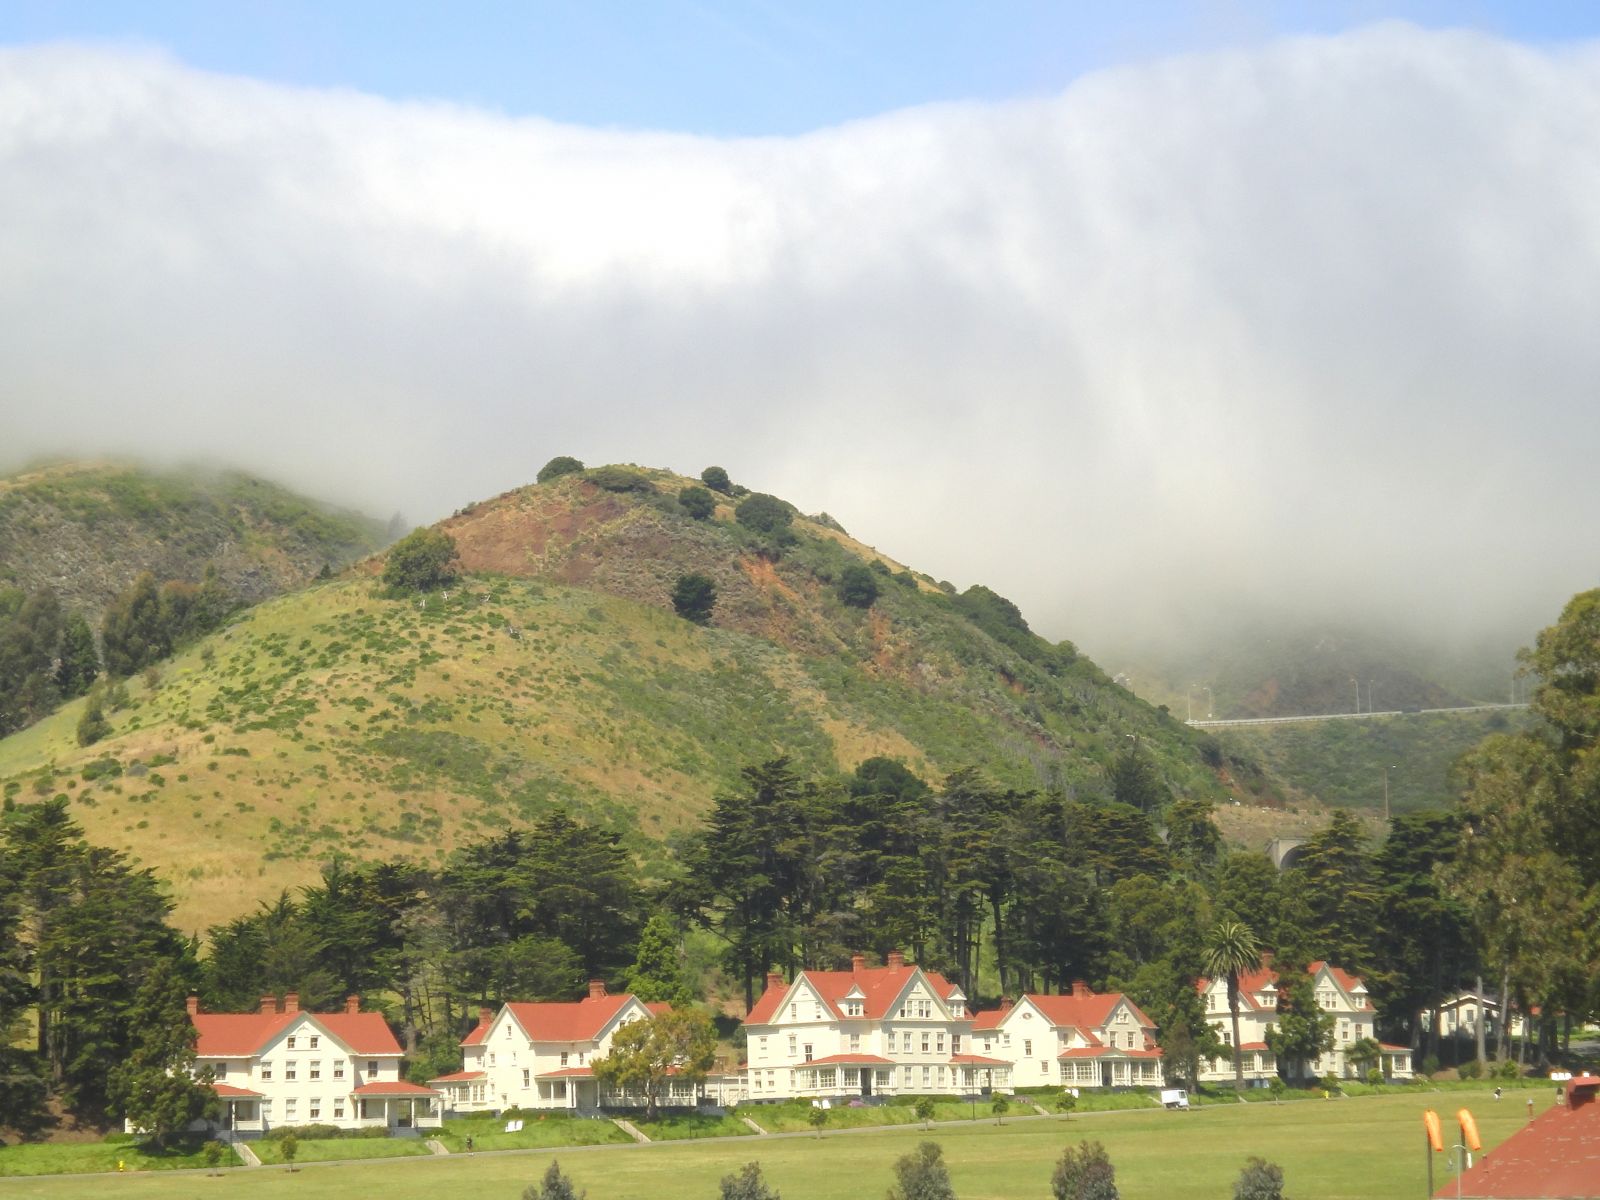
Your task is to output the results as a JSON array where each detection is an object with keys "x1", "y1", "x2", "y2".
[
  {"x1": 720, "y1": 1161, "x2": 780, "y2": 1200},
  {"x1": 279, "y1": 1132, "x2": 299, "y2": 1172},
  {"x1": 202, "y1": 1140, "x2": 226, "y2": 1175},
  {"x1": 808, "y1": 1106, "x2": 827, "y2": 1137},
  {"x1": 1055, "y1": 1090, "x2": 1077, "y2": 1118},
  {"x1": 382, "y1": 528, "x2": 459, "y2": 592},
  {"x1": 537, "y1": 456, "x2": 585, "y2": 484},
  {"x1": 914, "y1": 1096, "x2": 936, "y2": 1128},
  {"x1": 524, "y1": 1159, "x2": 586, "y2": 1200},
  {"x1": 1051, "y1": 1140, "x2": 1118, "y2": 1200},
  {"x1": 1233, "y1": 1157, "x2": 1288, "y2": 1200},
  {"x1": 1267, "y1": 1077, "x2": 1285, "y2": 1104},
  {"x1": 591, "y1": 1007, "x2": 717, "y2": 1121},
  {"x1": 887, "y1": 1141, "x2": 955, "y2": 1200},
  {"x1": 671, "y1": 574, "x2": 717, "y2": 625},
  {"x1": 678, "y1": 486, "x2": 716, "y2": 520},
  {"x1": 991, "y1": 1094, "x2": 1010, "y2": 1125}
]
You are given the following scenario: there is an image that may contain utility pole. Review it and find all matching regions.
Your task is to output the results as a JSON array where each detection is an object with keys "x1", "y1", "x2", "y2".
[{"x1": 1351, "y1": 678, "x2": 1360, "y2": 714}]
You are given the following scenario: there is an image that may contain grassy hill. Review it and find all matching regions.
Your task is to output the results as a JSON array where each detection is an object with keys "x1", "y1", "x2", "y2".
[
  {"x1": 0, "y1": 460, "x2": 389, "y2": 615},
  {"x1": 0, "y1": 465, "x2": 1271, "y2": 933}
]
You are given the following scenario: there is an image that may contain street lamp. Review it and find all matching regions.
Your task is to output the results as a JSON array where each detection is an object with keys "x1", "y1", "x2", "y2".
[
  {"x1": 1203, "y1": 686, "x2": 1214, "y2": 719},
  {"x1": 1383, "y1": 765, "x2": 1398, "y2": 821},
  {"x1": 1350, "y1": 678, "x2": 1360, "y2": 714}
]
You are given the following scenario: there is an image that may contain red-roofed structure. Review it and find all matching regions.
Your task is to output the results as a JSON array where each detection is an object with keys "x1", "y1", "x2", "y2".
[
  {"x1": 442, "y1": 980, "x2": 688, "y2": 1115},
  {"x1": 971, "y1": 984, "x2": 1166, "y2": 1090},
  {"x1": 133, "y1": 994, "x2": 437, "y2": 1139},
  {"x1": 742, "y1": 952, "x2": 1010, "y2": 1102},
  {"x1": 1435, "y1": 1077, "x2": 1600, "y2": 1198}
]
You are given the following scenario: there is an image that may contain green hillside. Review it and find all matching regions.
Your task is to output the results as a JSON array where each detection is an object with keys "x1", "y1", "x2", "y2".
[
  {"x1": 0, "y1": 465, "x2": 1269, "y2": 932},
  {"x1": 0, "y1": 460, "x2": 389, "y2": 613}
]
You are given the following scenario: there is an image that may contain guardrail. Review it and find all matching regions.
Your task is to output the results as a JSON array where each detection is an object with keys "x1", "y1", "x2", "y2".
[{"x1": 1187, "y1": 703, "x2": 1529, "y2": 729}]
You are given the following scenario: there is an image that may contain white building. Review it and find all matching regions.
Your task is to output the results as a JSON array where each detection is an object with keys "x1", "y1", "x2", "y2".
[
  {"x1": 741, "y1": 952, "x2": 1012, "y2": 1102},
  {"x1": 972, "y1": 984, "x2": 1165, "y2": 1090},
  {"x1": 178, "y1": 992, "x2": 438, "y2": 1135},
  {"x1": 431, "y1": 980, "x2": 676, "y2": 1113},
  {"x1": 1197, "y1": 957, "x2": 1413, "y2": 1083}
]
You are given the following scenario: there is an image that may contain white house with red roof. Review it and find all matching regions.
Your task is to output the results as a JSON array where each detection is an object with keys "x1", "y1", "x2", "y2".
[
  {"x1": 157, "y1": 992, "x2": 438, "y2": 1136},
  {"x1": 741, "y1": 952, "x2": 1011, "y2": 1102},
  {"x1": 971, "y1": 983, "x2": 1166, "y2": 1090},
  {"x1": 431, "y1": 980, "x2": 674, "y2": 1113},
  {"x1": 1197, "y1": 956, "x2": 1413, "y2": 1084}
]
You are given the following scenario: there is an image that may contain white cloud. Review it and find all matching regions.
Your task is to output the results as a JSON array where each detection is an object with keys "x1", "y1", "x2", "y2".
[{"x1": 2, "y1": 25, "x2": 1597, "y2": 655}]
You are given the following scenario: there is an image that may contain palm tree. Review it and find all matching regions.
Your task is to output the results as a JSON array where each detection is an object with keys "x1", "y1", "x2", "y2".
[{"x1": 1203, "y1": 919, "x2": 1262, "y2": 1093}]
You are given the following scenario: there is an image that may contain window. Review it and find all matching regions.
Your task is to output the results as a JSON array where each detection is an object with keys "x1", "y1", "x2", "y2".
[
  {"x1": 261, "y1": 1061, "x2": 273, "y2": 1081},
  {"x1": 758, "y1": 1036, "x2": 768, "y2": 1057},
  {"x1": 333, "y1": 1102, "x2": 345, "y2": 1120},
  {"x1": 310, "y1": 1061, "x2": 321, "y2": 1080},
  {"x1": 367, "y1": 1061, "x2": 378, "y2": 1078},
  {"x1": 803, "y1": 1044, "x2": 813, "y2": 1062},
  {"x1": 936, "y1": 1034, "x2": 944, "y2": 1053},
  {"x1": 285, "y1": 1063, "x2": 297, "y2": 1081},
  {"x1": 1024, "y1": 1039, "x2": 1033, "y2": 1056},
  {"x1": 787, "y1": 1036, "x2": 797, "y2": 1056},
  {"x1": 489, "y1": 1053, "x2": 496, "y2": 1066},
  {"x1": 902, "y1": 1032, "x2": 912, "y2": 1053},
  {"x1": 262, "y1": 1099, "x2": 273, "y2": 1119},
  {"x1": 213, "y1": 1062, "x2": 226, "y2": 1079},
  {"x1": 523, "y1": 1069, "x2": 530, "y2": 1088},
  {"x1": 818, "y1": 1068, "x2": 836, "y2": 1088},
  {"x1": 285, "y1": 1099, "x2": 297, "y2": 1119},
  {"x1": 309, "y1": 1099, "x2": 321, "y2": 1120},
  {"x1": 560, "y1": 1052, "x2": 569, "y2": 1067},
  {"x1": 1041, "y1": 1061, "x2": 1049, "y2": 1074},
  {"x1": 921, "y1": 1034, "x2": 929, "y2": 1053},
  {"x1": 952, "y1": 1036, "x2": 961, "y2": 1054},
  {"x1": 309, "y1": 1035, "x2": 319, "y2": 1050},
  {"x1": 921, "y1": 1066, "x2": 930, "y2": 1086},
  {"x1": 844, "y1": 1069, "x2": 858, "y2": 1087},
  {"x1": 790, "y1": 1004, "x2": 797, "y2": 1019},
  {"x1": 333, "y1": 1062, "x2": 345, "y2": 1080},
  {"x1": 287, "y1": 1036, "x2": 297, "y2": 1050},
  {"x1": 849, "y1": 1033, "x2": 861, "y2": 1053}
]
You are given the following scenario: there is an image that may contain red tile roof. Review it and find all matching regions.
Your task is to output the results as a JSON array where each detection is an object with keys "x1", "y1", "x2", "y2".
[
  {"x1": 745, "y1": 964, "x2": 961, "y2": 1026},
  {"x1": 1059, "y1": 1046, "x2": 1164, "y2": 1059},
  {"x1": 1435, "y1": 1078, "x2": 1600, "y2": 1198},
  {"x1": 800, "y1": 1053, "x2": 896, "y2": 1066},
  {"x1": 428, "y1": 1070, "x2": 485, "y2": 1083},
  {"x1": 350, "y1": 1080, "x2": 439, "y2": 1097},
  {"x1": 535, "y1": 1067, "x2": 595, "y2": 1079},
  {"x1": 1197, "y1": 959, "x2": 1371, "y2": 1012},
  {"x1": 211, "y1": 1083, "x2": 264, "y2": 1098},
  {"x1": 971, "y1": 991, "x2": 1156, "y2": 1035},
  {"x1": 949, "y1": 1054, "x2": 1011, "y2": 1066},
  {"x1": 504, "y1": 995, "x2": 638, "y2": 1042},
  {"x1": 193, "y1": 1010, "x2": 401, "y2": 1057}
]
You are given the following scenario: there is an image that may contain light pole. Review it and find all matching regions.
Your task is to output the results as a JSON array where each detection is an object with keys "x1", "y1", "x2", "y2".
[
  {"x1": 1203, "y1": 686, "x2": 1214, "y2": 719},
  {"x1": 1351, "y1": 678, "x2": 1360, "y2": 714},
  {"x1": 1369, "y1": 679, "x2": 1376, "y2": 713},
  {"x1": 1382, "y1": 765, "x2": 1397, "y2": 822}
]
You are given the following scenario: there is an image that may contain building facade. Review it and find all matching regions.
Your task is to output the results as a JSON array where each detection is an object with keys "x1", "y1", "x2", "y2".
[
  {"x1": 972, "y1": 984, "x2": 1165, "y2": 1090},
  {"x1": 172, "y1": 992, "x2": 439, "y2": 1135},
  {"x1": 432, "y1": 980, "x2": 673, "y2": 1113},
  {"x1": 1197, "y1": 957, "x2": 1413, "y2": 1084},
  {"x1": 742, "y1": 952, "x2": 1011, "y2": 1102}
]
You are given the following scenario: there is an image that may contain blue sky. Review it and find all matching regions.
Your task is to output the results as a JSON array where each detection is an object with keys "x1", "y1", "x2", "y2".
[{"x1": 4, "y1": 1, "x2": 1598, "y2": 134}]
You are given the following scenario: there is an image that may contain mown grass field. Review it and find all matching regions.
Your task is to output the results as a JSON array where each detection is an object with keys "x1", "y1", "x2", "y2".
[
  {"x1": 0, "y1": 1138, "x2": 241, "y2": 1176},
  {"x1": 0, "y1": 1090, "x2": 1552, "y2": 1198}
]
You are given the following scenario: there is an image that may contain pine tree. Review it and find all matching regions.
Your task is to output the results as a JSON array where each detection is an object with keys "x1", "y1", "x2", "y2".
[
  {"x1": 887, "y1": 1141, "x2": 956, "y2": 1200},
  {"x1": 75, "y1": 691, "x2": 111, "y2": 746},
  {"x1": 720, "y1": 1162, "x2": 780, "y2": 1200},
  {"x1": 523, "y1": 1159, "x2": 585, "y2": 1200},
  {"x1": 55, "y1": 612, "x2": 99, "y2": 698},
  {"x1": 108, "y1": 959, "x2": 215, "y2": 1144},
  {"x1": 625, "y1": 913, "x2": 693, "y2": 1005},
  {"x1": 1051, "y1": 1140, "x2": 1118, "y2": 1200}
]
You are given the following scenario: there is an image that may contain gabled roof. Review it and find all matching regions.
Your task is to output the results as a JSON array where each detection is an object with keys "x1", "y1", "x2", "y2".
[
  {"x1": 350, "y1": 1080, "x2": 439, "y2": 1097},
  {"x1": 1435, "y1": 1078, "x2": 1600, "y2": 1198},
  {"x1": 745, "y1": 963, "x2": 962, "y2": 1026},
  {"x1": 973, "y1": 991, "x2": 1155, "y2": 1033},
  {"x1": 1197, "y1": 958, "x2": 1371, "y2": 1012},
  {"x1": 503, "y1": 994, "x2": 643, "y2": 1043},
  {"x1": 193, "y1": 1010, "x2": 402, "y2": 1058},
  {"x1": 211, "y1": 1083, "x2": 264, "y2": 1098}
]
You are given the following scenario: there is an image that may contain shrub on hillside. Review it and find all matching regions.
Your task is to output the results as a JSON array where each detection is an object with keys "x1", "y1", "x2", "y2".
[
  {"x1": 678, "y1": 486, "x2": 716, "y2": 520},
  {"x1": 838, "y1": 563, "x2": 881, "y2": 608},
  {"x1": 733, "y1": 493, "x2": 795, "y2": 534},
  {"x1": 671, "y1": 574, "x2": 717, "y2": 625},
  {"x1": 76, "y1": 693, "x2": 111, "y2": 747},
  {"x1": 701, "y1": 465, "x2": 733, "y2": 494},
  {"x1": 382, "y1": 528, "x2": 459, "y2": 592},
  {"x1": 586, "y1": 465, "x2": 653, "y2": 493},
  {"x1": 537, "y1": 456, "x2": 585, "y2": 483}
]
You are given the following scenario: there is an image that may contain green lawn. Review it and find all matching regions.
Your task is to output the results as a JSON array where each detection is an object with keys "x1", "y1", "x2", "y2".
[
  {"x1": 438, "y1": 1114, "x2": 634, "y2": 1152},
  {"x1": 249, "y1": 1137, "x2": 432, "y2": 1165},
  {"x1": 0, "y1": 1138, "x2": 240, "y2": 1176},
  {"x1": 0, "y1": 1090, "x2": 1555, "y2": 1197},
  {"x1": 633, "y1": 1113, "x2": 756, "y2": 1141}
]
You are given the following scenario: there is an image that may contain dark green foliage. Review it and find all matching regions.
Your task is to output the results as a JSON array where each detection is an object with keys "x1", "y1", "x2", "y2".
[
  {"x1": 1285, "y1": 810, "x2": 1378, "y2": 973},
  {"x1": 1052, "y1": 1140, "x2": 1118, "y2": 1200},
  {"x1": 1204, "y1": 919, "x2": 1263, "y2": 1092},
  {"x1": 700, "y1": 466, "x2": 732, "y2": 494},
  {"x1": 537, "y1": 456, "x2": 586, "y2": 484},
  {"x1": 0, "y1": 587, "x2": 65, "y2": 733},
  {"x1": 108, "y1": 958, "x2": 215, "y2": 1143},
  {"x1": 1108, "y1": 743, "x2": 1170, "y2": 815},
  {"x1": 887, "y1": 1141, "x2": 955, "y2": 1200},
  {"x1": 524, "y1": 1158, "x2": 586, "y2": 1200},
  {"x1": 1233, "y1": 1157, "x2": 1288, "y2": 1200},
  {"x1": 733, "y1": 493, "x2": 795, "y2": 535},
  {"x1": 381, "y1": 528, "x2": 459, "y2": 592},
  {"x1": 838, "y1": 563, "x2": 881, "y2": 608},
  {"x1": 56, "y1": 612, "x2": 99, "y2": 697},
  {"x1": 1164, "y1": 797, "x2": 1222, "y2": 877},
  {"x1": 624, "y1": 913, "x2": 694, "y2": 1005},
  {"x1": 672, "y1": 574, "x2": 717, "y2": 625},
  {"x1": 678, "y1": 485, "x2": 717, "y2": 520},
  {"x1": 1264, "y1": 954, "x2": 1336, "y2": 1080},
  {"x1": 585, "y1": 465, "x2": 653, "y2": 493},
  {"x1": 76, "y1": 692, "x2": 111, "y2": 746},
  {"x1": 279, "y1": 1132, "x2": 299, "y2": 1169},
  {"x1": 100, "y1": 572, "x2": 169, "y2": 677},
  {"x1": 721, "y1": 1162, "x2": 780, "y2": 1200}
]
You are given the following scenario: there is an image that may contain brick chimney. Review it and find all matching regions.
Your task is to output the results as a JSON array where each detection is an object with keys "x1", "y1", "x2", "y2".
[
  {"x1": 766, "y1": 971, "x2": 786, "y2": 991},
  {"x1": 588, "y1": 979, "x2": 607, "y2": 1000},
  {"x1": 1260, "y1": 951, "x2": 1275, "y2": 970},
  {"x1": 345, "y1": 995, "x2": 361, "y2": 1015},
  {"x1": 259, "y1": 994, "x2": 276, "y2": 1015},
  {"x1": 851, "y1": 954, "x2": 865, "y2": 974},
  {"x1": 1072, "y1": 980, "x2": 1091, "y2": 998},
  {"x1": 186, "y1": 994, "x2": 200, "y2": 1016},
  {"x1": 886, "y1": 950, "x2": 905, "y2": 968},
  {"x1": 478, "y1": 1006, "x2": 493, "y2": 1027},
  {"x1": 284, "y1": 991, "x2": 299, "y2": 1014},
  {"x1": 998, "y1": 995, "x2": 1013, "y2": 1014}
]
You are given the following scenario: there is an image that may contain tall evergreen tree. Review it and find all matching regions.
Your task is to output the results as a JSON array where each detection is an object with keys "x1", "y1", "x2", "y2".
[
  {"x1": 108, "y1": 959, "x2": 215, "y2": 1144},
  {"x1": 54, "y1": 612, "x2": 99, "y2": 698}
]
